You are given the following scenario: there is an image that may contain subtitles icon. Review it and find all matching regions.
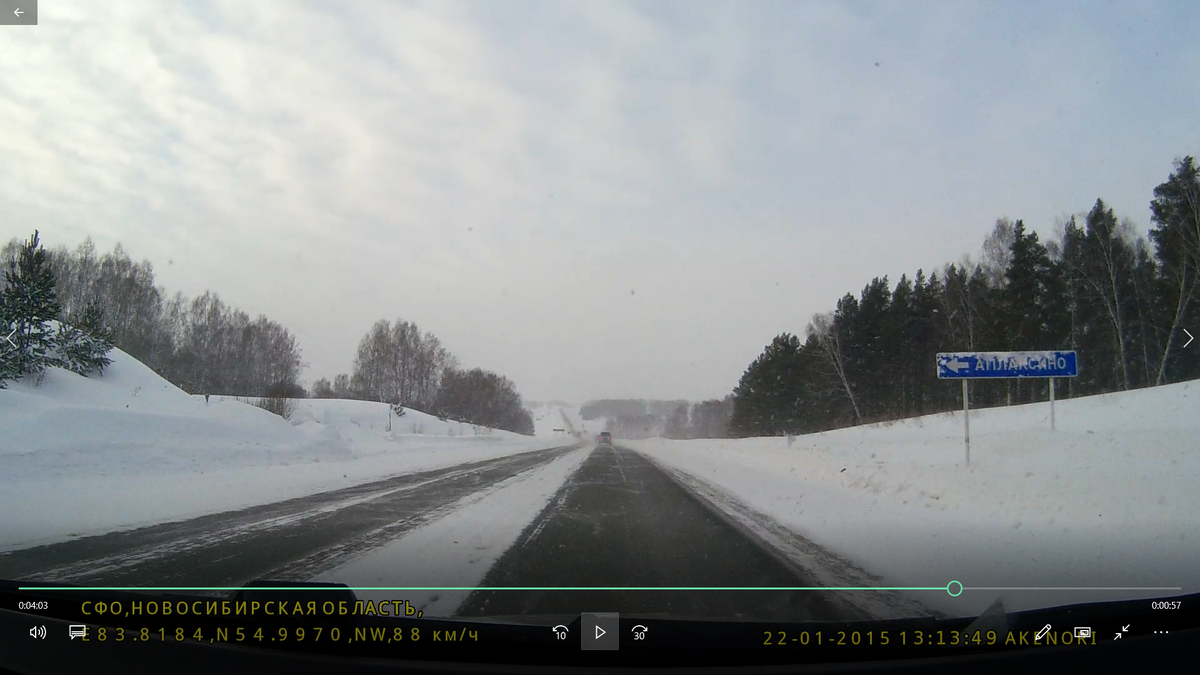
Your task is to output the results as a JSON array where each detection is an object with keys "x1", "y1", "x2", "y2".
[
  {"x1": 68, "y1": 625, "x2": 87, "y2": 639},
  {"x1": 1073, "y1": 627, "x2": 1091, "y2": 639}
]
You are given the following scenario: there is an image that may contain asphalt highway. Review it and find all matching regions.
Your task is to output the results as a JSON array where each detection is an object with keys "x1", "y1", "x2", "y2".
[
  {"x1": 457, "y1": 445, "x2": 853, "y2": 622},
  {"x1": 0, "y1": 444, "x2": 579, "y2": 591}
]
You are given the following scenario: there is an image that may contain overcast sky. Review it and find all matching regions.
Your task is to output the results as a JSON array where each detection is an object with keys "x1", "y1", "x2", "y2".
[{"x1": 2, "y1": 0, "x2": 1198, "y2": 403}]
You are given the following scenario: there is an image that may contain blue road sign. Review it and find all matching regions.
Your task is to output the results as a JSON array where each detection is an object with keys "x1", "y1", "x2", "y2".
[{"x1": 936, "y1": 351, "x2": 1078, "y2": 379}]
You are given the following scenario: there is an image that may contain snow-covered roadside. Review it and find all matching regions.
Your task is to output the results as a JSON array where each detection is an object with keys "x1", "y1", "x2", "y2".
[
  {"x1": 623, "y1": 381, "x2": 1200, "y2": 618},
  {"x1": 528, "y1": 403, "x2": 605, "y2": 441},
  {"x1": 0, "y1": 347, "x2": 567, "y2": 552},
  {"x1": 311, "y1": 445, "x2": 593, "y2": 617}
]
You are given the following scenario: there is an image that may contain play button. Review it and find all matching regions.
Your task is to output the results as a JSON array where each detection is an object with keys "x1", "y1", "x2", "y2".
[{"x1": 581, "y1": 612, "x2": 618, "y2": 650}]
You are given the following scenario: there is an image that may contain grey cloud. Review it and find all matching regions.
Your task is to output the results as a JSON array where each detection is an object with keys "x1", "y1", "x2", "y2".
[{"x1": 2, "y1": 1, "x2": 1198, "y2": 402}]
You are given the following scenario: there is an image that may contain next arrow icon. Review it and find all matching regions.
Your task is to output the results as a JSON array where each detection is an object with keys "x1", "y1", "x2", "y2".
[{"x1": 1185, "y1": 329, "x2": 1195, "y2": 349}]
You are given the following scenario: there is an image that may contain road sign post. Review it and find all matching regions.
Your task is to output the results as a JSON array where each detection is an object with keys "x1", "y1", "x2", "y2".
[
  {"x1": 937, "y1": 351, "x2": 1079, "y2": 465},
  {"x1": 962, "y1": 379, "x2": 969, "y2": 465},
  {"x1": 1049, "y1": 378, "x2": 1055, "y2": 431}
]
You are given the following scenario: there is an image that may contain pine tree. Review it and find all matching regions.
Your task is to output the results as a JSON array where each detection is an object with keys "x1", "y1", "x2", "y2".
[
  {"x1": 997, "y1": 220, "x2": 1059, "y2": 403},
  {"x1": 730, "y1": 333, "x2": 808, "y2": 436},
  {"x1": 916, "y1": 270, "x2": 948, "y2": 411},
  {"x1": 0, "y1": 231, "x2": 62, "y2": 380},
  {"x1": 1148, "y1": 156, "x2": 1200, "y2": 384},
  {"x1": 851, "y1": 277, "x2": 891, "y2": 419},
  {"x1": 54, "y1": 301, "x2": 115, "y2": 376},
  {"x1": 888, "y1": 275, "x2": 914, "y2": 417},
  {"x1": 53, "y1": 324, "x2": 92, "y2": 375},
  {"x1": 54, "y1": 312, "x2": 115, "y2": 377},
  {"x1": 78, "y1": 300, "x2": 114, "y2": 344}
]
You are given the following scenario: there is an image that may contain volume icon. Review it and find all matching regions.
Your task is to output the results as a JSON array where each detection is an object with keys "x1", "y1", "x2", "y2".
[{"x1": 30, "y1": 625, "x2": 47, "y2": 639}]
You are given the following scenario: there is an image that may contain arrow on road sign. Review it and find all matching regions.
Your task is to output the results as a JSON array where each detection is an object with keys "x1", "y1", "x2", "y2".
[
  {"x1": 1185, "y1": 329, "x2": 1195, "y2": 348},
  {"x1": 943, "y1": 357, "x2": 969, "y2": 373}
]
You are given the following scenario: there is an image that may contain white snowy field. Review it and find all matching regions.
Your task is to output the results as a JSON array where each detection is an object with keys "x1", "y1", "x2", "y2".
[
  {"x1": 0, "y1": 348, "x2": 566, "y2": 552},
  {"x1": 312, "y1": 445, "x2": 593, "y2": 617},
  {"x1": 624, "y1": 381, "x2": 1200, "y2": 618}
]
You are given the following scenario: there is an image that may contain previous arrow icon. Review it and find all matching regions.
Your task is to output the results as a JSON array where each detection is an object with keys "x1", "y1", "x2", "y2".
[
  {"x1": 14, "y1": 8, "x2": 23, "y2": 17},
  {"x1": 1185, "y1": 329, "x2": 1195, "y2": 348}
]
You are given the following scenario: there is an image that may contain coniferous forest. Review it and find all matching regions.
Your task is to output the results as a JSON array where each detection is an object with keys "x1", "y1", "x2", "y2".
[{"x1": 730, "y1": 156, "x2": 1200, "y2": 437}]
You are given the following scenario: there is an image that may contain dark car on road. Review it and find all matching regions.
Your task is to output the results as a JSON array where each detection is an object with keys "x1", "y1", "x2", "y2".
[{"x1": 598, "y1": 432, "x2": 612, "y2": 445}]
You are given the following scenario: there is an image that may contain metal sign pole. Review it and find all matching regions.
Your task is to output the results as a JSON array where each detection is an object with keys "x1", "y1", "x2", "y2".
[
  {"x1": 1049, "y1": 377, "x2": 1055, "y2": 431},
  {"x1": 963, "y1": 379, "x2": 970, "y2": 466}
]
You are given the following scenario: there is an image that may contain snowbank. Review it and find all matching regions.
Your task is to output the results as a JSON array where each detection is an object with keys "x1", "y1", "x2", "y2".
[
  {"x1": 624, "y1": 381, "x2": 1200, "y2": 617},
  {"x1": 0, "y1": 348, "x2": 564, "y2": 551}
]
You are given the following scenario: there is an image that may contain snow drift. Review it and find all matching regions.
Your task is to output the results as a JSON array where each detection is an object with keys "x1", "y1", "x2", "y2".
[
  {"x1": 0, "y1": 346, "x2": 563, "y2": 551},
  {"x1": 624, "y1": 381, "x2": 1200, "y2": 617}
]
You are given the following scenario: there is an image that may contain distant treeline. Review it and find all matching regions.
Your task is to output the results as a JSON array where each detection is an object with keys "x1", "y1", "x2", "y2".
[
  {"x1": 311, "y1": 318, "x2": 535, "y2": 436},
  {"x1": 0, "y1": 237, "x2": 306, "y2": 398},
  {"x1": 581, "y1": 399, "x2": 689, "y2": 420},
  {"x1": 731, "y1": 155, "x2": 1200, "y2": 437},
  {"x1": 0, "y1": 236, "x2": 536, "y2": 435},
  {"x1": 581, "y1": 397, "x2": 734, "y2": 440}
]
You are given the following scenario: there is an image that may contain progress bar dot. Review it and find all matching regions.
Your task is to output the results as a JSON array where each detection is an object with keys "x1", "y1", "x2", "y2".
[{"x1": 946, "y1": 580, "x2": 963, "y2": 596}]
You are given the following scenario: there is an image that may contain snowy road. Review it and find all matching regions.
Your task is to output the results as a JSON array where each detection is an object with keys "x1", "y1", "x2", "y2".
[
  {"x1": 0, "y1": 444, "x2": 580, "y2": 591},
  {"x1": 3, "y1": 440, "x2": 921, "y2": 624},
  {"x1": 456, "y1": 445, "x2": 871, "y2": 622}
]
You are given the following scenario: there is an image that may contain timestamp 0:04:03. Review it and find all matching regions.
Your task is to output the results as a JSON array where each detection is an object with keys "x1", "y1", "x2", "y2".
[
  {"x1": 81, "y1": 625, "x2": 425, "y2": 644},
  {"x1": 763, "y1": 630, "x2": 1002, "y2": 647}
]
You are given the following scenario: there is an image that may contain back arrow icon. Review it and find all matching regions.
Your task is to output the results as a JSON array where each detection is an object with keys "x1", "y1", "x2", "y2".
[
  {"x1": 14, "y1": 8, "x2": 23, "y2": 17},
  {"x1": 3, "y1": 327, "x2": 16, "y2": 349},
  {"x1": 1185, "y1": 329, "x2": 1195, "y2": 348}
]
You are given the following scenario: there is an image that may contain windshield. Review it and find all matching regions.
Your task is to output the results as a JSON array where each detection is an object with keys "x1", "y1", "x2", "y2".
[{"x1": 1, "y1": 0, "x2": 1197, "y2": 631}]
